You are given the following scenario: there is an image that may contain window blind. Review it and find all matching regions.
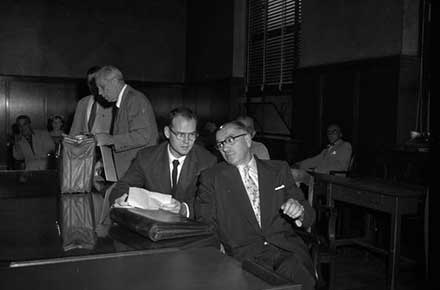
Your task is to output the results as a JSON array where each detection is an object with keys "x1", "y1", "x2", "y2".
[{"x1": 246, "y1": 0, "x2": 301, "y2": 94}]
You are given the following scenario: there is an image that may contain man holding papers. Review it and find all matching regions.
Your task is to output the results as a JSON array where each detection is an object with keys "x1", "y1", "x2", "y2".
[
  {"x1": 109, "y1": 107, "x2": 217, "y2": 217},
  {"x1": 196, "y1": 121, "x2": 316, "y2": 290}
]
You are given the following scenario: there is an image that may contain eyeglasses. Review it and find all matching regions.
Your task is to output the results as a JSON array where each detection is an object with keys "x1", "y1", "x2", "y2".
[
  {"x1": 327, "y1": 129, "x2": 338, "y2": 135},
  {"x1": 169, "y1": 127, "x2": 198, "y2": 141},
  {"x1": 216, "y1": 133, "x2": 247, "y2": 150}
]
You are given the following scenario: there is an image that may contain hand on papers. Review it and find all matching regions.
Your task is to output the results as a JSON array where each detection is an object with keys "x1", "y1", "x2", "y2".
[
  {"x1": 113, "y1": 187, "x2": 173, "y2": 211},
  {"x1": 159, "y1": 198, "x2": 182, "y2": 214},
  {"x1": 114, "y1": 193, "x2": 130, "y2": 207}
]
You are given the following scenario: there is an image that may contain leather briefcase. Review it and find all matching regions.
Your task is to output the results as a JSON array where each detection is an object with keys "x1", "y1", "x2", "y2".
[{"x1": 110, "y1": 207, "x2": 213, "y2": 242}]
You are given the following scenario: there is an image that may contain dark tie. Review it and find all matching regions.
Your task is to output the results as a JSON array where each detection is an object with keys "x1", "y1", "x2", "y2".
[
  {"x1": 110, "y1": 105, "x2": 119, "y2": 135},
  {"x1": 171, "y1": 159, "x2": 179, "y2": 194},
  {"x1": 88, "y1": 100, "x2": 97, "y2": 132}
]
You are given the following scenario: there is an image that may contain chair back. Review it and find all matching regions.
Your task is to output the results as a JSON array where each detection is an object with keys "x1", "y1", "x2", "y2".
[{"x1": 329, "y1": 152, "x2": 356, "y2": 177}]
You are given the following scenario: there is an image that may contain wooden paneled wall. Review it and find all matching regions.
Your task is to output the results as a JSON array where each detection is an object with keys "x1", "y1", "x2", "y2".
[
  {"x1": 0, "y1": 75, "x2": 236, "y2": 169},
  {"x1": 293, "y1": 55, "x2": 420, "y2": 176}
]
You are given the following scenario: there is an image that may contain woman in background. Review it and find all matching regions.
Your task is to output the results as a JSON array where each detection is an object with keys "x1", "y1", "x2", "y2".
[
  {"x1": 47, "y1": 115, "x2": 65, "y2": 145},
  {"x1": 47, "y1": 115, "x2": 66, "y2": 161}
]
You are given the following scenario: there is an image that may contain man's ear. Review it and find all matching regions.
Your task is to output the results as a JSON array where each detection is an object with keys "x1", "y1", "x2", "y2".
[
  {"x1": 164, "y1": 126, "x2": 170, "y2": 139},
  {"x1": 244, "y1": 134, "x2": 252, "y2": 147}
]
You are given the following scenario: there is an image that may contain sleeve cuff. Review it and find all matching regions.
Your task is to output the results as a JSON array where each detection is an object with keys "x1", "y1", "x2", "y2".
[{"x1": 182, "y1": 202, "x2": 190, "y2": 218}]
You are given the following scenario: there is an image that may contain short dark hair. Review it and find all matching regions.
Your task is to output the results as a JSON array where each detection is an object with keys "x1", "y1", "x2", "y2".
[
  {"x1": 167, "y1": 107, "x2": 198, "y2": 127},
  {"x1": 47, "y1": 115, "x2": 65, "y2": 131},
  {"x1": 87, "y1": 65, "x2": 101, "y2": 76},
  {"x1": 16, "y1": 115, "x2": 31, "y2": 124}
]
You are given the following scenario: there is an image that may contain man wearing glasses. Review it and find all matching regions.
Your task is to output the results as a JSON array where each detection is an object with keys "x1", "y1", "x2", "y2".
[
  {"x1": 290, "y1": 123, "x2": 352, "y2": 183},
  {"x1": 109, "y1": 107, "x2": 217, "y2": 217},
  {"x1": 196, "y1": 121, "x2": 316, "y2": 290}
]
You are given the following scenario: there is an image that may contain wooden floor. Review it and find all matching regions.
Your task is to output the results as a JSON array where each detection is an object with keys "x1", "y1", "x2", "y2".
[{"x1": 330, "y1": 246, "x2": 426, "y2": 290}]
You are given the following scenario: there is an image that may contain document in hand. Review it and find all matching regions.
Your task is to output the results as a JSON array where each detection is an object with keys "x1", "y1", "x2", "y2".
[{"x1": 126, "y1": 187, "x2": 172, "y2": 210}]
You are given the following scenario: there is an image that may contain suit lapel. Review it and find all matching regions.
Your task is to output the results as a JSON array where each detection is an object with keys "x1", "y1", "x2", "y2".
[
  {"x1": 113, "y1": 85, "x2": 130, "y2": 134},
  {"x1": 153, "y1": 144, "x2": 172, "y2": 194},
  {"x1": 225, "y1": 166, "x2": 261, "y2": 233},
  {"x1": 174, "y1": 149, "x2": 197, "y2": 199},
  {"x1": 256, "y1": 159, "x2": 276, "y2": 231}
]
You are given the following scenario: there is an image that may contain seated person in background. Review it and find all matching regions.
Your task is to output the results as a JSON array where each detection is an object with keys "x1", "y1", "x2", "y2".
[
  {"x1": 196, "y1": 121, "x2": 221, "y2": 160},
  {"x1": 109, "y1": 107, "x2": 217, "y2": 217},
  {"x1": 291, "y1": 123, "x2": 352, "y2": 183},
  {"x1": 236, "y1": 115, "x2": 270, "y2": 160},
  {"x1": 196, "y1": 121, "x2": 316, "y2": 290},
  {"x1": 69, "y1": 66, "x2": 113, "y2": 137},
  {"x1": 47, "y1": 115, "x2": 66, "y2": 152},
  {"x1": 13, "y1": 115, "x2": 55, "y2": 170}
]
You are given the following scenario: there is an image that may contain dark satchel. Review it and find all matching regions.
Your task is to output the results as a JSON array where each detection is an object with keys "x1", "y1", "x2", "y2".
[
  {"x1": 110, "y1": 207, "x2": 213, "y2": 242},
  {"x1": 59, "y1": 135, "x2": 97, "y2": 250},
  {"x1": 60, "y1": 136, "x2": 96, "y2": 193},
  {"x1": 60, "y1": 193, "x2": 96, "y2": 251}
]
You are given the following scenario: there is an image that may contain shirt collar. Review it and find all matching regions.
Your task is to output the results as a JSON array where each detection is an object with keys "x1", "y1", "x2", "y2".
[
  {"x1": 115, "y1": 84, "x2": 128, "y2": 108},
  {"x1": 167, "y1": 144, "x2": 187, "y2": 165},
  {"x1": 328, "y1": 139, "x2": 342, "y2": 147},
  {"x1": 237, "y1": 156, "x2": 257, "y2": 172}
]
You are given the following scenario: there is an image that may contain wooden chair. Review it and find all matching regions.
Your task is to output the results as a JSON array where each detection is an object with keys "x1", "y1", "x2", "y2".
[
  {"x1": 296, "y1": 176, "x2": 337, "y2": 290},
  {"x1": 329, "y1": 152, "x2": 356, "y2": 177}
]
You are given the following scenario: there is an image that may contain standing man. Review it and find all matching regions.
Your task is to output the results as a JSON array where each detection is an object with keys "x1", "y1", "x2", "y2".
[
  {"x1": 110, "y1": 107, "x2": 217, "y2": 217},
  {"x1": 196, "y1": 121, "x2": 316, "y2": 290},
  {"x1": 69, "y1": 66, "x2": 113, "y2": 136},
  {"x1": 94, "y1": 65, "x2": 159, "y2": 179}
]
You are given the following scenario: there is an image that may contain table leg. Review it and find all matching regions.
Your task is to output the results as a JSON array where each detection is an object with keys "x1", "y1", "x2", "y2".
[{"x1": 388, "y1": 199, "x2": 401, "y2": 290}]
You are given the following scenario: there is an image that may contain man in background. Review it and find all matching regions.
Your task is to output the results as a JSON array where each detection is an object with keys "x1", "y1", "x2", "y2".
[
  {"x1": 94, "y1": 65, "x2": 159, "y2": 179},
  {"x1": 291, "y1": 123, "x2": 352, "y2": 183},
  {"x1": 236, "y1": 115, "x2": 270, "y2": 160},
  {"x1": 69, "y1": 66, "x2": 113, "y2": 136},
  {"x1": 13, "y1": 115, "x2": 55, "y2": 170},
  {"x1": 110, "y1": 107, "x2": 217, "y2": 217}
]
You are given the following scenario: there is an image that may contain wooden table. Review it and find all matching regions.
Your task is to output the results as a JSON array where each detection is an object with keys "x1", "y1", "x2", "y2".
[
  {"x1": 0, "y1": 170, "x2": 300, "y2": 289},
  {"x1": 0, "y1": 247, "x2": 300, "y2": 290},
  {"x1": 312, "y1": 173, "x2": 426, "y2": 290}
]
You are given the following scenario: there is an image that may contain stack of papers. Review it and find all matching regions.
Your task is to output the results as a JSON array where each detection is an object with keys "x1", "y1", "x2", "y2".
[{"x1": 118, "y1": 187, "x2": 172, "y2": 210}]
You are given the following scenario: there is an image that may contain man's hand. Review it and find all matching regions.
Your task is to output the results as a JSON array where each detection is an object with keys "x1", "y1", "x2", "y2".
[
  {"x1": 95, "y1": 133, "x2": 114, "y2": 146},
  {"x1": 114, "y1": 193, "x2": 129, "y2": 207},
  {"x1": 280, "y1": 198, "x2": 304, "y2": 220},
  {"x1": 159, "y1": 198, "x2": 182, "y2": 215}
]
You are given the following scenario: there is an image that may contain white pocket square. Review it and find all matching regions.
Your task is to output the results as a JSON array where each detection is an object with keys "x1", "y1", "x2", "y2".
[{"x1": 275, "y1": 185, "x2": 285, "y2": 191}]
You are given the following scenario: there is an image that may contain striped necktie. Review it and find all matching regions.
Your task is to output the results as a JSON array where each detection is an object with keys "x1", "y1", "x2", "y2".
[{"x1": 243, "y1": 165, "x2": 261, "y2": 227}]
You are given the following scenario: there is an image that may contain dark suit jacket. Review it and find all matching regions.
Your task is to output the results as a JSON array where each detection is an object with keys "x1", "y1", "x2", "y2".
[
  {"x1": 112, "y1": 85, "x2": 159, "y2": 179},
  {"x1": 110, "y1": 142, "x2": 217, "y2": 217},
  {"x1": 196, "y1": 159, "x2": 315, "y2": 272}
]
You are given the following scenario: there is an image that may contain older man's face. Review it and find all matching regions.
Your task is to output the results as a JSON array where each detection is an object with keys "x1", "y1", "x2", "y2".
[
  {"x1": 96, "y1": 77, "x2": 118, "y2": 103},
  {"x1": 216, "y1": 125, "x2": 252, "y2": 166}
]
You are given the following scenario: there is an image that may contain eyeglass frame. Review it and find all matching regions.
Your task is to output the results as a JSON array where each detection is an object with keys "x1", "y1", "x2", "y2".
[
  {"x1": 168, "y1": 127, "x2": 199, "y2": 141},
  {"x1": 215, "y1": 133, "x2": 248, "y2": 150}
]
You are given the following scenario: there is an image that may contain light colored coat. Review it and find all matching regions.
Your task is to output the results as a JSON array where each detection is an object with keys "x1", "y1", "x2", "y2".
[
  {"x1": 69, "y1": 95, "x2": 113, "y2": 136},
  {"x1": 13, "y1": 130, "x2": 55, "y2": 170},
  {"x1": 111, "y1": 85, "x2": 159, "y2": 179}
]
